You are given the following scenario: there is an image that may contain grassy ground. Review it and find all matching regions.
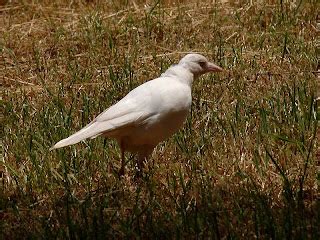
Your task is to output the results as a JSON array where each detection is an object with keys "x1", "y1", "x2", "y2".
[{"x1": 1, "y1": 0, "x2": 319, "y2": 239}]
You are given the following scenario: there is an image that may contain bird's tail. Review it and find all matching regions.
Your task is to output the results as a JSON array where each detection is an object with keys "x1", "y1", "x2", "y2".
[{"x1": 50, "y1": 122, "x2": 106, "y2": 150}]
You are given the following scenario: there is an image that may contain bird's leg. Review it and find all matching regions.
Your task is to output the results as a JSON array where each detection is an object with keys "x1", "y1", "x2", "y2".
[
  {"x1": 135, "y1": 154, "x2": 146, "y2": 178},
  {"x1": 137, "y1": 155, "x2": 146, "y2": 173},
  {"x1": 135, "y1": 148, "x2": 153, "y2": 178}
]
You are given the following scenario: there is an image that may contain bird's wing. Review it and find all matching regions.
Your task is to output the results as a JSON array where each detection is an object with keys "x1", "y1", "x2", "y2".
[{"x1": 50, "y1": 84, "x2": 155, "y2": 150}]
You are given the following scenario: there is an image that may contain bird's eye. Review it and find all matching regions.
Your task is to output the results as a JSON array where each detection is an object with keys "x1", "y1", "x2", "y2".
[{"x1": 199, "y1": 61, "x2": 206, "y2": 68}]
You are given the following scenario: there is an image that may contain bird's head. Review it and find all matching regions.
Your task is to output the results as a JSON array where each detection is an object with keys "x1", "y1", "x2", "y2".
[{"x1": 178, "y1": 53, "x2": 223, "y2": 77}]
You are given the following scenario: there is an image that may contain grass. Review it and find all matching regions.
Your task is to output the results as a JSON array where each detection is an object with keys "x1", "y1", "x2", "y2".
[{"x1": 1, "y1": 0, "x2": 319, "y2": 239}]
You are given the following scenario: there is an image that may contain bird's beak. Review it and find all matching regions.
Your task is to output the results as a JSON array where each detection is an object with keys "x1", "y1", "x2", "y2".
[{"x1": 206, "y1": 62, "x2": 223, "y2": 72}]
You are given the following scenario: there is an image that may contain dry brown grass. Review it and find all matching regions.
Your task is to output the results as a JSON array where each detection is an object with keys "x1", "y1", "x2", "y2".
[{"x1": 1, "y1": 0, "x2": 319, "y2": 238}]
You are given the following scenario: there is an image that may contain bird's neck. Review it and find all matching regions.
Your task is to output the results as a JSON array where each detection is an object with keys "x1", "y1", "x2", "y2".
[{"x1": 161, "y1": 65, "x2": 194, "y2": 86}]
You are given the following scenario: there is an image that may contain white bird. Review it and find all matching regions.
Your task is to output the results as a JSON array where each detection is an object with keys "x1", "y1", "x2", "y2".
[{"x1": 51, "y1": 53, "x2": 223, "y2": 175}]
